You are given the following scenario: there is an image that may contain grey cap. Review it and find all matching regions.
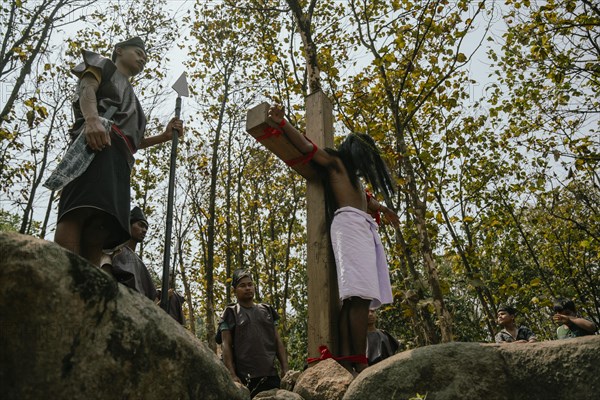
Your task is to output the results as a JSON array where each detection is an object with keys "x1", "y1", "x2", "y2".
[
  {"x1": 232, "y1": 269, "x2": 251, "y2": 288},
  {"x1": 111, "y1": 36, "x2": 146, "y2": 62},
  {"x1": 497, "y1": 304, "x2": 517, "y2": 315},
  {"x1": 130, "y1": 206, "x2": 148, "y2": 227}
]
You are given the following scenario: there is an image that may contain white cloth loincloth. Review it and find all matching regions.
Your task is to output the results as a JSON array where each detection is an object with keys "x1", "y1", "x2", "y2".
[{"x1": 330, "y1": 206, "x2": 393, "y2": 309}]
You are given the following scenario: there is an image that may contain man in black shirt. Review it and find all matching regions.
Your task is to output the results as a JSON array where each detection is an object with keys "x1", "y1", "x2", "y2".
[
  {"x1": 366, "y1": 309, "x2": 400, "y2": 365},
  {"x1": 217, "y1": 269, "x2": 288, "y2": 397},
  {"x1": 495, "y1": 304, "x2": 537, "y2": 344}
]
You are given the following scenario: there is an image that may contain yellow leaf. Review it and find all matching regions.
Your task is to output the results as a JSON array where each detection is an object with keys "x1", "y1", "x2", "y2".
[{"x1": 436, "y1": 212, "x2": 443, "y2": 224}]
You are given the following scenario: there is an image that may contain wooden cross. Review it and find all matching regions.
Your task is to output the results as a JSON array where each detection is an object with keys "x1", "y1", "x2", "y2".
[{"x1": 245, "y1": 91, "x2": 339, "y2": 361}]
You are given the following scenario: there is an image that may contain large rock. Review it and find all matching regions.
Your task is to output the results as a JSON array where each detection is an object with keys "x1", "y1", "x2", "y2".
[
  {"x1": 255, "y1": 388, "x2": 304, "y2": 400},
  {"x1": 344, "y1": 337, "x2": 600, "y2": 400},
  {"x1": 281, "y1": 369, "x2": 302, "y2": 391},
  {"x1": 0, "y1": 233, "x2": 248, "y2": 400},
  {"x1": 294, "y1": 358, "x2": 354, "y2": 400}
]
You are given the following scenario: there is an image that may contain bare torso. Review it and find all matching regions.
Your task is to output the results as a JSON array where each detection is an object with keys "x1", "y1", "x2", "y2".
[
  {"x1": 266, "y1": 106, "x2": 368, "y2": 211},
  {"x1": 326, "y1": 157, "x2": 367, "y2": 212}
]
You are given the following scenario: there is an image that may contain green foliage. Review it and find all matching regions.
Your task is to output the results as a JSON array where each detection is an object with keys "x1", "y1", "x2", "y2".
[
  {"x1": 0, "y1": 209, "x2": 20, "y2": 232},
  {"x1": 1, "y1": 0, "x2": 598, "y2": 360}
]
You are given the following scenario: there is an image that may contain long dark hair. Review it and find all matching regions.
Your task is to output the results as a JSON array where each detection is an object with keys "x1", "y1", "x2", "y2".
[{"x1": 321, "y1": 133, "x2": 395, "y2": 222}]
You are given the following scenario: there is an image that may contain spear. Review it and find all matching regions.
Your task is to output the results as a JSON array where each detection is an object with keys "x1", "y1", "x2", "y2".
[{"x1": 160, "y1": 72, "x2": 189, "y2": 313}]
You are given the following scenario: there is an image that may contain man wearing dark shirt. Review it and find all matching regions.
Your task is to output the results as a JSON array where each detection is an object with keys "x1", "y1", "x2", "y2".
[
  {"x1": 217, "y1": 269, "x2": 288, "y2": 398},
  {"x1": 366, "y1": 309, "x2": 400, "y2": 365},
  {"x1": 495, "y1": 304, "x2": 537, "y2": 344},
  {"x1": 51, "y1": 37, "x2": 183, "y2": 267},
  {"x1": 110, "y1": 206, "x2": 157, "y2": 300},
  {"x1": 552, "y1": 298, "x2": 597, "y2": 339}
]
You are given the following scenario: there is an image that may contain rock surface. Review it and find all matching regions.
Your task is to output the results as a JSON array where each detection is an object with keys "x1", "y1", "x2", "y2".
[
  {"x1": 344, "y1": 337, "x2": 600, "y2": 400},
  {"x1": 3, "y1": 232, "x2": 600, "y2": 400},
  {"x1": 281, "y1": 369, "x2": 302, "y2": 391},
  {"x1": 294, "y1": 358, "x2": 354, "y2": 400},
  {"x1": 255, "y1": 388, "x2": 305, "y2": 400},
  {"x1": 0, "y1": 233, "x2": 248, "y2": 400}
]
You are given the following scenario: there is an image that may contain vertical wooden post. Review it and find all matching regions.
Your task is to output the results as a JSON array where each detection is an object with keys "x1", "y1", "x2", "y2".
[{"x1": 305, "y1": 90, "x2": 338, "y2": 360}]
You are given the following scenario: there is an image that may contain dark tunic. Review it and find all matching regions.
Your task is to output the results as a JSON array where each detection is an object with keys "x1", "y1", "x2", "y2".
[
  {"x1": 57, "y1": 50, "x2": 146, "y2": 249},
  {"x1": 218, "y1": 303, "x2": 280, "y2": 381},
  {"x1": 367, "y1": 329, "x2": 400, "y2": 365},
  {"x1": 156, "y1": 289, "x2": 186, "y2": 325},
  {"x1": 111, "y1": 246, "x2": 157, "y2": 300}
]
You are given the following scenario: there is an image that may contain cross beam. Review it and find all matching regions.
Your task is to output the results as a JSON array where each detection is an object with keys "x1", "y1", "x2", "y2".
[
  {"x1": 246, "y1": 102, "x2": 318, "y2": 180},
  {"x1": 245, "y1": 91, "x2": 339, "y2": 361}
]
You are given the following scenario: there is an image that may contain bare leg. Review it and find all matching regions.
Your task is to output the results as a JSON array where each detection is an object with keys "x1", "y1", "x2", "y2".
[
  {"x1": 348, "y1": 297, "x2": 371, "y2": 373},
  {"x1": 55, "y1": 208, "x2": 114, "y2": 267},
  {"x1": 54, "y1": 208, "x2": 95, "y2": 255},
  {"x1": 339, "y1": 297, "x2": 371, "y2": 374},
  {"x1": 339, "y1": 300, "x2": 352, "y2": 372}
]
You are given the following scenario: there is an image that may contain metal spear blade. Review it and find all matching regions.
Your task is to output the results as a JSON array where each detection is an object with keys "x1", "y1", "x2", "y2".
[{"x1": 171, "y1": 72, "x2": 189, "y2": 97}]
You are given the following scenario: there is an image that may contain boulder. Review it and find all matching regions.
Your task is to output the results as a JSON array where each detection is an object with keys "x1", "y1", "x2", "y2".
[
  {"x1": 294, "y1": 358, "x2": 354, "y2": 400},
  {"x1": 0, "y1": 233, "x2": 248, "y2": 400},
  {"x1": 254, "y1": 388, "x2": 304, "y2": 400},
  {"x1": 344, "y1": 337, "x2": 600, "y2": 400},
  {"x1": 281, "y1": 370, "x2": 302, "y2": 391}
]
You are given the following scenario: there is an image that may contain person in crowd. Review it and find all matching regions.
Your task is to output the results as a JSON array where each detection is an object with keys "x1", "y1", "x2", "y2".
[
  {"x1": 217, "y1": 269, "x2": 288, "y2": 397},
  {"x1": 494, "y1": 304, "x2": 537, "y2": 344},
  {"x1": 156, "y1": 288, "x2": 186, "y2": 325},
  {"x1": 366, "y1": 308, "x2": 401, "y2": 365},
  {"x1": 552, "y1": 298, "x2": 597, "y2": 339},
  {"x1": 110, "y1": 206, "x2": 157, "y2": 300}
]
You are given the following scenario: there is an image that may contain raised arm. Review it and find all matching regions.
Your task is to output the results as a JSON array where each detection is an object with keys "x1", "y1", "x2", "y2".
[
  {"x1": 554, "y1": 314, "x2": 598, "y2": 334},
  {"x1": 268, "y1": 105, "x2": 338, "y2": 169}
]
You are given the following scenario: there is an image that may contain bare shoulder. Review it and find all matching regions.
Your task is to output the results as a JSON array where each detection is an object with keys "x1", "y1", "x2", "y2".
[{"x1": 312, "y1": 147, "x2": 343, "y2": 171}]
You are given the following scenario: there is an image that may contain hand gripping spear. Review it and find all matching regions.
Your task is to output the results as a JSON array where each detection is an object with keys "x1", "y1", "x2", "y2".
[{"x1": 160, "y1": 72, "x2": 189, "y2": 313}]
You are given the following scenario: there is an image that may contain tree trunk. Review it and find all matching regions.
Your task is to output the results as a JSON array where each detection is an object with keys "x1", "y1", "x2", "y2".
[{"x1": 204, "y1": 64, "x2": 232, "y2": 352}]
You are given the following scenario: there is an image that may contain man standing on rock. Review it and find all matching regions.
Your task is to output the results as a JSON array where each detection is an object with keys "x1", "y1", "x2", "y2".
[
  {"x1": 217, "y1": 269, "x2": 288, "y2": 398},
  {"x1": 48, "y1": 37, "x2": 183, "y2": 267},
  {"x1": 495, "y1": 304, "x2": 537, "y2": 344}
]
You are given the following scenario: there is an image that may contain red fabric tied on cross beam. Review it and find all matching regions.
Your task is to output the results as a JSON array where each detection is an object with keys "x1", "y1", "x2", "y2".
[
  {"x1": 285, "y1": 138, "x2": 318, "y2": 167},
  {"x1": 256, "y1": 125, "x2": 283, "y2": 142}
]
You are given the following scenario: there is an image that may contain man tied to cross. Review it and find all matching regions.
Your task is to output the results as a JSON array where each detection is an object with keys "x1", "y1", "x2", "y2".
[{"x1": 268, "y1": 105, "x2": 399, "y2": 374}]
